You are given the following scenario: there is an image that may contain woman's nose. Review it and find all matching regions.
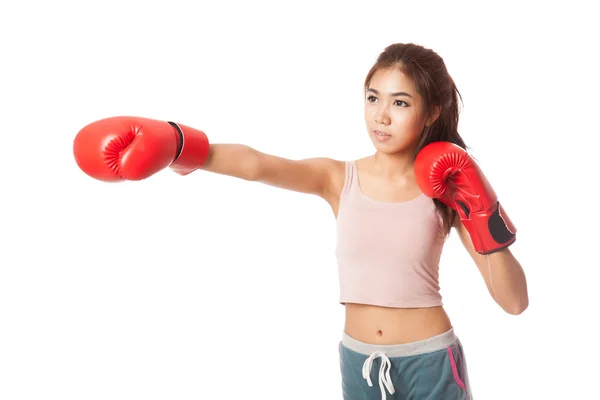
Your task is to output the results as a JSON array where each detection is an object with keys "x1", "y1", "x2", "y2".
[{"x1": 374, "y1": 109, "x2": 390, "y2": 125}]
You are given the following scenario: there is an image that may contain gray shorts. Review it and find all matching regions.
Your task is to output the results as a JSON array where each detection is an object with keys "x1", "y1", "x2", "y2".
[{"x1": 339, "y1": 328, "x2": 471, "y2": 399}]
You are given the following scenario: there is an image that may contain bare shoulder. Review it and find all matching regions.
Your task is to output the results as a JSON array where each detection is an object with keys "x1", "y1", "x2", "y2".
[{"x1": 295, "y1": 157, "x2": 347, "y2": 205}]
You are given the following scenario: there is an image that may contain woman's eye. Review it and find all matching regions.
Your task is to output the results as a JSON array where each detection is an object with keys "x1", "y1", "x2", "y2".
[{"x1": 366, "y1": 96, "x2": 408, "y2": 107}]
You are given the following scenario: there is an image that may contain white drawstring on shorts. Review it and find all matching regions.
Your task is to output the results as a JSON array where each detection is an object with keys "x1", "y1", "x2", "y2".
[{"x1": 362, "y1": 351, "x2": 395, "y2": 400}]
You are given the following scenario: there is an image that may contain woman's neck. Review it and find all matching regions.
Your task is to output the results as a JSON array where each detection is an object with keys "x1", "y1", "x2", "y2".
[{"x1": 370, "y1": 150, "x2": 415, "y2": 179}]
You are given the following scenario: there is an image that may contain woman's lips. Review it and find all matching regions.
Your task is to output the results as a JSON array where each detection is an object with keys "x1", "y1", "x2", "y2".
[{"x1": 374, "y1": 130, "x2": 391, "y2": 142}]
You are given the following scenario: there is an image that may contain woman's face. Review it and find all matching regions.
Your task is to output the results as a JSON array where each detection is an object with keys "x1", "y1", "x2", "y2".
[{"x1": 364, "y1": 68, "x2": 430, "y2": 155}]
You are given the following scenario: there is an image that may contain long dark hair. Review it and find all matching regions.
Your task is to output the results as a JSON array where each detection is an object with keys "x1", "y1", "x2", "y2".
[{"x1": 364, "y1": 43, "x2": 467, "y2": 235}]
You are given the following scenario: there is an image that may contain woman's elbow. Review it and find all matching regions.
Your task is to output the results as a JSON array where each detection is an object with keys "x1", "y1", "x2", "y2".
[{"x1": 502, "y1": 297, "x2": 529, "y2": 315}]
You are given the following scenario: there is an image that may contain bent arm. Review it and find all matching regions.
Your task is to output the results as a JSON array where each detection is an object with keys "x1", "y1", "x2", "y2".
[{"x1": 454, "y1": 218, "x2": 529, "y2": 315}]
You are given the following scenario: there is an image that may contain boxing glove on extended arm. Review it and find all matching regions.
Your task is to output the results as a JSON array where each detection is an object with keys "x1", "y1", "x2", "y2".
[
  {"x1": 73, "y1": 116, "x2": 210, "y2": 182},
  {"x1": 414, "y1": 141, "x2": 516, "y2": 254}
]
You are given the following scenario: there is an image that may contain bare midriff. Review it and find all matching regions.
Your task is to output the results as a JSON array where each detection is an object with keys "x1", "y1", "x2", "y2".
[{"x1": 343, "y1": 303, "x2": 453, "y2": 345}]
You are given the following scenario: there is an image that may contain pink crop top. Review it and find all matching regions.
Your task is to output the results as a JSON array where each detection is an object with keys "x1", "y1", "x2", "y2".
[{"x1": 335, "y1": 161, "x2": 447, "y2": 308}]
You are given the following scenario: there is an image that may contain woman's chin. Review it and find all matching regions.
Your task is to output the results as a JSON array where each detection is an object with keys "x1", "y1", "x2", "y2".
[
  {"x1": 370, "y1": 136, "x2": 397, "y2": 151},
  {"x1": 370, "y1": 138, "x2": 415, "y2": 155}
]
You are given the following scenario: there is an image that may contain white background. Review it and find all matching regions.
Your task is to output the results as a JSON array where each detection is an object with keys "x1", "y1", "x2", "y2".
[{"x1": 1, "y1": 1, "x2": 598, "y2": 399}]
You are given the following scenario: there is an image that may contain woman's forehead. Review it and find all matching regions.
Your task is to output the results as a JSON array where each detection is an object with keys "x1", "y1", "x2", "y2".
[{"x1": 368, "y1": 68, "x2": 416, "y2": 96}]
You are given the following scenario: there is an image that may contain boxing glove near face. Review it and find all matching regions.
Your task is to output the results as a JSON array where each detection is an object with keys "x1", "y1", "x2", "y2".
[
  {"x1": 73, "y1": 116, "x2": 210, "y2": 182},
  {"x1": 414, "y1": 141, "x2": 516, "y2": 254}
]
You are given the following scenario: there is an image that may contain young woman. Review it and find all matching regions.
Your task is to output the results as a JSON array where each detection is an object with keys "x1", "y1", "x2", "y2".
[{"x1": 73, "y1": 42, "x2": 529, "y2": 399}]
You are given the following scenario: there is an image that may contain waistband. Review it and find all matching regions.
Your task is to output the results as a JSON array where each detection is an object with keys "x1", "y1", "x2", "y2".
[{"x1": 342, "y1": 328, "x2": 458, "y2": 358}]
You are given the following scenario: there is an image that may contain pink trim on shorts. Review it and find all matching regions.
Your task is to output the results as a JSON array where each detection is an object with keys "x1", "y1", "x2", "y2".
[{"x1": 447, "y1": 344, "x2": 468, "y2": 397}]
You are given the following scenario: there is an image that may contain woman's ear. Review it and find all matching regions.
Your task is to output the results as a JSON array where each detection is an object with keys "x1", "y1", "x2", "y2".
[{"x1": 426, "y1": 106, "x2": 441, "y2": 127}]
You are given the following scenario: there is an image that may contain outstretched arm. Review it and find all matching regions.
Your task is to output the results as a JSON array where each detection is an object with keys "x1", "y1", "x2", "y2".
[
  {"x1": 72, "y1": 117, "x2": 341, "y2": 200},
  {"x1": 199, "y1": 143, "x2": 341, "y2": 199}
]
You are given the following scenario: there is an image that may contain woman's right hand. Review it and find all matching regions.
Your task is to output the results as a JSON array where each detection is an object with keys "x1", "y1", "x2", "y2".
[{"x1": 73, "y1": 116, "x2": 210, "y2": 182}]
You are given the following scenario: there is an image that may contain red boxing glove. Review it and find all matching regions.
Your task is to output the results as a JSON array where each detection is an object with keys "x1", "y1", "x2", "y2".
[
  {"x1": 414, "y1": 141, "x2": 516, "y2": 254},
  {"x1": 73, "y1": 116, "x2": 210, "y2": 182}
]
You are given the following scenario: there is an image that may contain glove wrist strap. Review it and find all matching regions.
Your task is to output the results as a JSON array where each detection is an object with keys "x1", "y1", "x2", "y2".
[
  {"x1": 461, "y1": 201, "x2": 516, "y2": 254},
  {"x1": 167, "y1": 122, "x2": 210, "y2": 176}
]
